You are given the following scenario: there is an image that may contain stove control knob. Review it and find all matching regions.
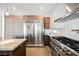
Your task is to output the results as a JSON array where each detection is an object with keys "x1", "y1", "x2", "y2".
[
  {"x1": 62, "y1": 49, "x2": 68, "y2": 52},
  {"x1": 66, "y1": 52, "x2": 71, "y2": 55}
]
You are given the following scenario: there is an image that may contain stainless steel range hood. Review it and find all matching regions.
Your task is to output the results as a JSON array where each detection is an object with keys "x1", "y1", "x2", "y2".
[
  {"x1": 55, "y1": 3, "x2": 79, "y2": 22},
  {"x1": 66, "y1": 3, "x2": 79, "y2": 11}
]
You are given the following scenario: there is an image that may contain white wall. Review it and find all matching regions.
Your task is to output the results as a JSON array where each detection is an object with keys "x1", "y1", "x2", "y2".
[
  {"x1": 51, "y1": 4, "x2": 67, "y2": 20},
  {"x1": 51, "y1": 4, "x2": 79, "y2": 41},
  {"x1": 5, "y1": 16, "x2": 24, "y2": 39},
  {"x1": 50, "y1": 3, "x2": 67, "y2": 36},
  {"x1": 62, "y1": 18, "x2": 79, "y2": 41},
  {"x1": 50, "y1": 3, "x2": 67, "y2": 28},
  {"x1": 52, "y1": 18, "x2": 79, "y2": 41},
  {"x1": 0, "y1": 11, "x2": 2, "y2": 39}
]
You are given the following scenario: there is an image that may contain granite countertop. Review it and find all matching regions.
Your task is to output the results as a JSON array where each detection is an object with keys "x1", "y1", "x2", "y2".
[{"x1": 0, "y1": 39, "x2": 27, "y2": 51}]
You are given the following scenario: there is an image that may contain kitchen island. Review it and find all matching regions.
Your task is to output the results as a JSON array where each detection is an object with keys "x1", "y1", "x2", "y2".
[{"x1": 0, "y1": 39, "x2": 27, "y2": 56}]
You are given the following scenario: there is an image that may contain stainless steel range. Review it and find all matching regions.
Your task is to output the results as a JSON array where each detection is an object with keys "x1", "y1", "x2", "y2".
[
  {"x1": 53, "y1": 36, "x2": 79, "y2": 52},
  {"x1": 51, "y1": 36, "x2": 79, "y2": 56}
]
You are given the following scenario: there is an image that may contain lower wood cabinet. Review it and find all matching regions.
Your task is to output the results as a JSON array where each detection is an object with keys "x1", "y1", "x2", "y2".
[{"x1": 43, "y1": 35, "x2": 51, "y2": 46}]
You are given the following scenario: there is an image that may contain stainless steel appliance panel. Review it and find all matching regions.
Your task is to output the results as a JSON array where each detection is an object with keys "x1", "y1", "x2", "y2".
[{"x1": 24, "y1": 20, "x2": 43, "y2": 46}]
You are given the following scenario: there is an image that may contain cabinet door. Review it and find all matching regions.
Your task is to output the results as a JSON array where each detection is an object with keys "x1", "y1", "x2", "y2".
[
  {"x1": 44, "y1": 17, "x2": 50, "y2": 29},
  {"x1": 13, "y1": 41, "x2": 26, "y2": 56},
  {"x1": 43, "y1": 35, "x2": 51, "y2": 45}
]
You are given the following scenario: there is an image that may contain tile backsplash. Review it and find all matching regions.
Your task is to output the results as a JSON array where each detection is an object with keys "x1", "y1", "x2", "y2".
[{"x1": 52, "y1": 18, "x2": 79, "y2": 41}]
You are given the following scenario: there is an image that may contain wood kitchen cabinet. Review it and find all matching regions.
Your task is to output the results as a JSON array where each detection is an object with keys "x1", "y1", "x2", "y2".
[
  {"x1": 12, "y1": 41, "x2": 26, "y2": 56},
  {"x1": 43, "y1": 35, "x2": 51, "y2": 46},
  {"x1": 24, "y1": 16, "x2": 50, "y2": 29},
  {"x1": 44, "y1": 17, "x2": 50, "y2": 29}
]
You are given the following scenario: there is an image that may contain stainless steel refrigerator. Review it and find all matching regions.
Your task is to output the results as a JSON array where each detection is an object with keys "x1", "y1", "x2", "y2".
[{"x1": 24, "y1": 20, "x2": 44, "y2": 46}]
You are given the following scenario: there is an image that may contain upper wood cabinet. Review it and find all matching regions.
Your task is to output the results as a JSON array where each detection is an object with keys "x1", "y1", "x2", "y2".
[
  {"x1": 6, "y1": 16, "x2": 50, "y2": 29},
  {"x1": 44, "y1": 17, "x2": 50, "y2": 29},
  {"x1": 23, "y1": 15, "x2": 43, "y2": 20}
]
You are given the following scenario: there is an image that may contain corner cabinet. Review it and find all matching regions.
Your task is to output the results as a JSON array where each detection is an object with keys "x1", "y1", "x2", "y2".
[{"x1": 44, "y1": 17, "x2": 50, "y2": 29}]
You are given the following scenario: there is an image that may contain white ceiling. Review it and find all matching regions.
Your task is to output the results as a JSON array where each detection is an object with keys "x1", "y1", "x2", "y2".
[{"x1": 0, "y1": 3, "x2": 66, "y2": 16}]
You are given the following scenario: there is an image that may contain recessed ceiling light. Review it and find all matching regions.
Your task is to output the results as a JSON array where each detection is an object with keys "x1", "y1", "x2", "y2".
[
  {"x1": 13, "y1": 6, "x2": 16, "y2": 10},
  {"x1": 5, "y1": 11, "x2": 9, "y2": 16},
  {"x1": 66, "y1": 5, "x2": 72, "y2": 12},
  {"x1": 40, "y1": 6, "x2": 44, "y2": 10}
]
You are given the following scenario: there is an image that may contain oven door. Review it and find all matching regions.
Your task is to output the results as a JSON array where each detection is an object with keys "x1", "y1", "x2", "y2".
[
  {"x1": 49, "y1": 42, "x2": 62, "y2": 56},
  {"x1": 49, "y1": 42, "x2": 58, "y2": 56},
  {"x1": 54, "y1": 47, "x2": 62, "y2": 56}
]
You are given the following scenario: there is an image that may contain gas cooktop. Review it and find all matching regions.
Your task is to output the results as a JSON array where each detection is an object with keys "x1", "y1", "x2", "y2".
[{"x1": 52, "y1": 36, "x2": 79, "y2": 52}]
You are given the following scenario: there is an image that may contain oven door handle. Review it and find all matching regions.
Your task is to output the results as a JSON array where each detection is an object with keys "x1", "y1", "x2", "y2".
[{"x1": 49, "y1": 42, "x2": 57, "y2": 47}]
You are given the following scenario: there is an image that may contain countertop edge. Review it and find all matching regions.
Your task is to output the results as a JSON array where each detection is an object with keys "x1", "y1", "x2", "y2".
[{"x1": 0, "y1": 39, "x2": 27, "y2": 51}]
